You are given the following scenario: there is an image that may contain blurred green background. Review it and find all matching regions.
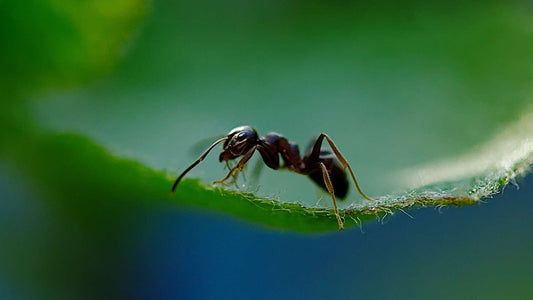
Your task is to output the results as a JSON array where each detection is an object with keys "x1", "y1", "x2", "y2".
[{"x1": 1, "y1": 0, "x2": 532, "y2": 299}]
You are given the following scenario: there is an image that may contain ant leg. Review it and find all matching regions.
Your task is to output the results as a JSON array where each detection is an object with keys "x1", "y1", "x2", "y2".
[
  {"x1": 224, "y1": 160, "x2": 240, "y2": 186},
  {"x1": 320, "y1": 162, "x2": 344, "y2": 231},
  {"x1": 311, "y1": 134, "x2": 373, "y2": 201},
  {"x1": 323, "y1": 134, "x2": 373, "y2": 201},
  {"x1": 213, "y1": 146, "x2": 258, "y2": 185}
]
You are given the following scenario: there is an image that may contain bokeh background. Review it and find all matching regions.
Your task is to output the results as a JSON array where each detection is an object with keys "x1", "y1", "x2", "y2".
[{"x1": 1, "y1": 0, "x2": 533, "y2": 299}]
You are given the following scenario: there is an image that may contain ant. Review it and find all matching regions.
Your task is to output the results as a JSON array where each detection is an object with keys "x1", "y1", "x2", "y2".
[{"x1": 171, "y1": 125, "x2": 374, "y2": 231}]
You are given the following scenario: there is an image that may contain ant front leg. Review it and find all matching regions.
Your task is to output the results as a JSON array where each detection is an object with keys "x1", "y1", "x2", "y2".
[
  {"x1": 319, "y1": 162, "x2": 344, "y2": 231},
  {"x1": 224, "y1": 161, "x2": 240, "y2": 187},
  {"x1": 213, "y1": 146, "x2": 258, "y2": 186},
  {"x1": 309, "y1": 134, "x2": 373, "y2": 201}
]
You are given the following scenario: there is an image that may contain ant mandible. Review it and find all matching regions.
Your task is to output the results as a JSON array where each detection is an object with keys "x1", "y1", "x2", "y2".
[{"x1": 171, "y1": 125, "x2": 374, "y2": 231}]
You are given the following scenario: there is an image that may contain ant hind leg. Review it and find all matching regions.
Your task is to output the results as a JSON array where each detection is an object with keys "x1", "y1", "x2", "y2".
[
  {"x1": 320, "y1": 162, "x2": 344, "y2": 231},
  {"x1": 309, "y1": 134, "x2": 373, "y2": 201}
]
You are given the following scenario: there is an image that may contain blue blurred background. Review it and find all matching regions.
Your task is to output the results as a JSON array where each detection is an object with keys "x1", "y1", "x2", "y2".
[{"x1": 1, "y1": 165, "x2": 532, "y2": 299}]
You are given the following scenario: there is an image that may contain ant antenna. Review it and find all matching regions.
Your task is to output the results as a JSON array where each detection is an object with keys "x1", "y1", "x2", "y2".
[{"x1": 171, "y1": 137, "x2": 228, "y2": 193}]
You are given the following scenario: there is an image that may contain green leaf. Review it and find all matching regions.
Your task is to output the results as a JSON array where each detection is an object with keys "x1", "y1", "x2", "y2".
[
  {"x1": 4, "y1": 0, "x2": 533, "y2": 232},
  {"x1": 5, "y1": 114, "x2": 532, "y2": 232}
]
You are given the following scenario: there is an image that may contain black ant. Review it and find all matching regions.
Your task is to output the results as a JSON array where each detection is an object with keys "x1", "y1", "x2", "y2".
[{"x1": 171, "y1": 125, "x2": 374, "y2": 230}]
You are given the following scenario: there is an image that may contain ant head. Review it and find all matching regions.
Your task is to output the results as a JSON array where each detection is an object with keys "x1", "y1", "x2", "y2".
[{"x1": 219, "y1": 126, "x2": 258, "y2": 161}]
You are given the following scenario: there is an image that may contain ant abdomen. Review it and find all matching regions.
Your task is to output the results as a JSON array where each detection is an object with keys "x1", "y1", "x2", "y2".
[{"x1": 307, "y1": 156, "x2": 349, "y2": 199}]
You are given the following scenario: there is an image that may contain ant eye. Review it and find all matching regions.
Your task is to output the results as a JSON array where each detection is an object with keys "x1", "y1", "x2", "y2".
[{"x1": 236, "y1": 133, "x2": 246, "y2": 142}]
